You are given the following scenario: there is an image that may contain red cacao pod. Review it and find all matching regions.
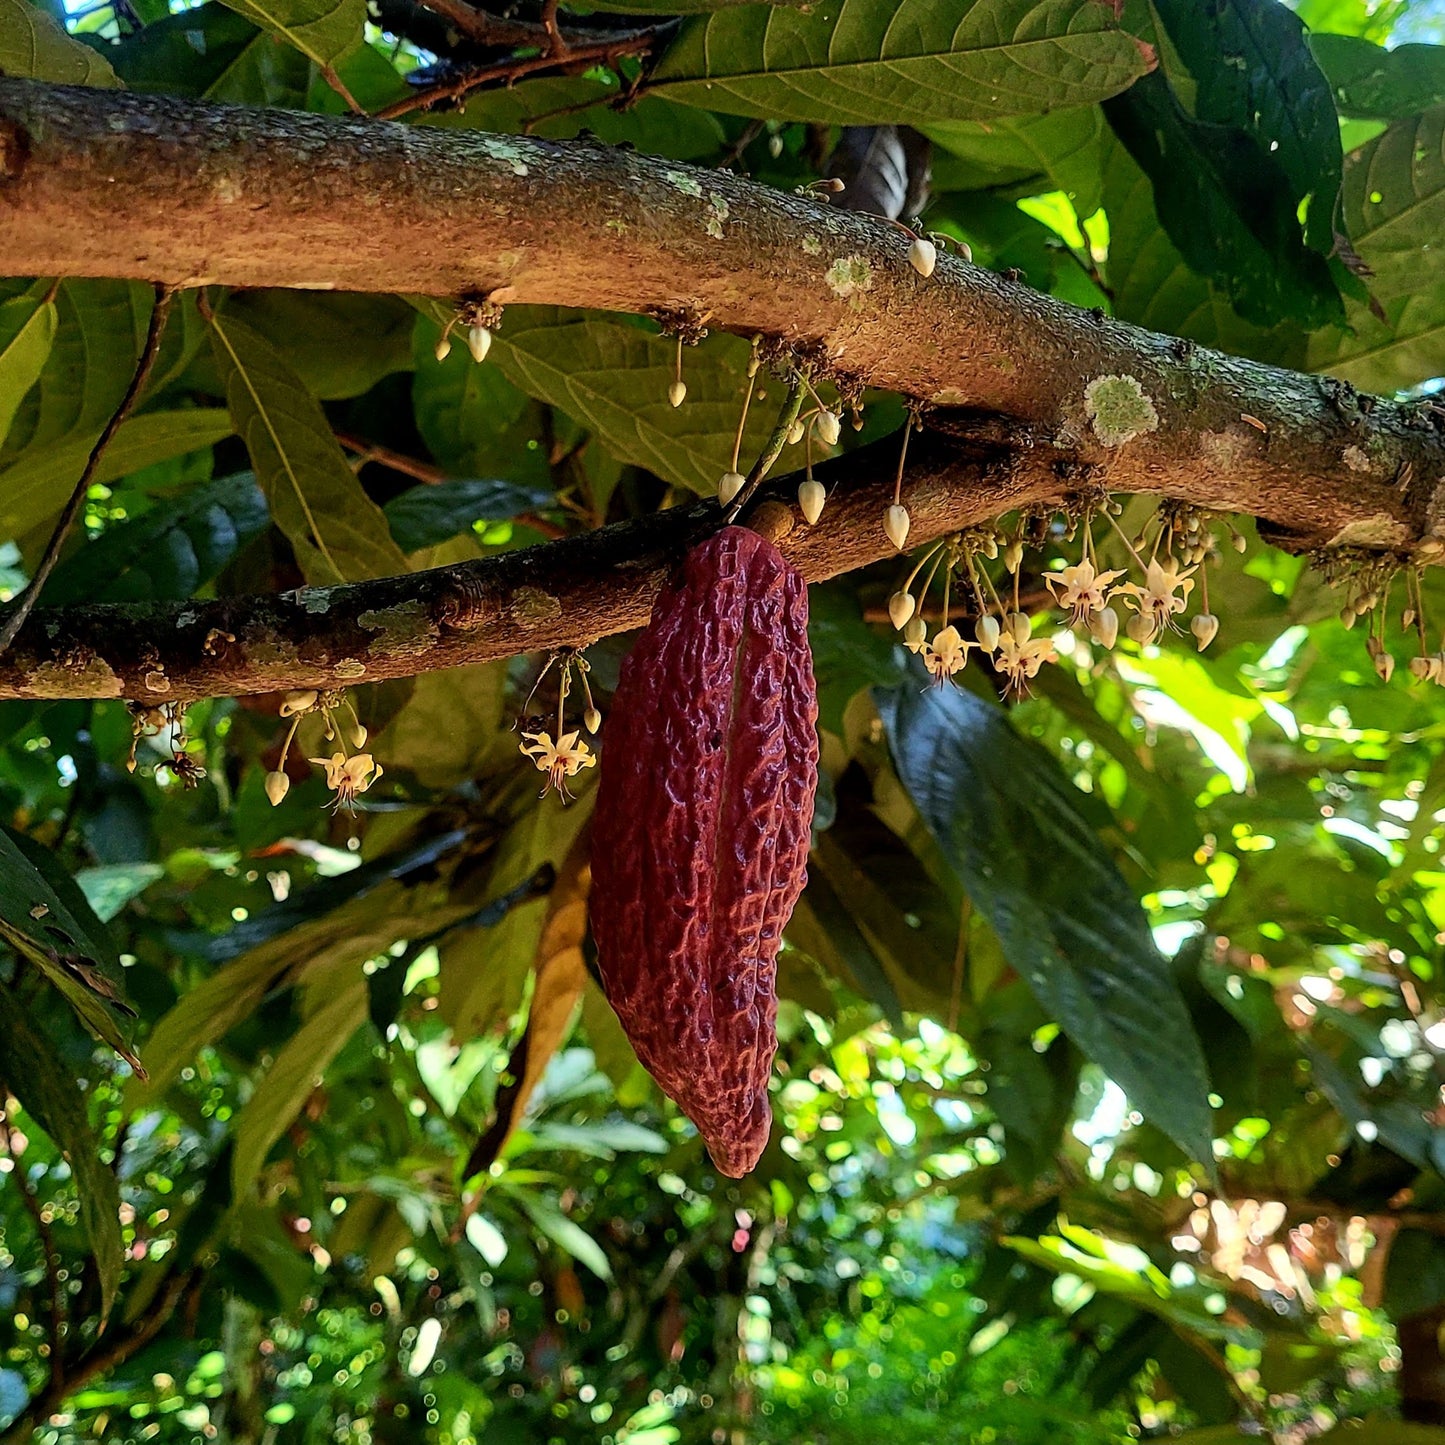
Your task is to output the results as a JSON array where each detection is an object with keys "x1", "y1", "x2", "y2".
[{"x1": 590, "y1": 525, "x2": 818, "y2": 1177}]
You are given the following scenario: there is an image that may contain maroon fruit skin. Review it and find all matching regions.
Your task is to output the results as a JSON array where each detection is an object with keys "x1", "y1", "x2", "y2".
[{"x1": 589, "y1": 526, "x2": 819, "y2": 1178}]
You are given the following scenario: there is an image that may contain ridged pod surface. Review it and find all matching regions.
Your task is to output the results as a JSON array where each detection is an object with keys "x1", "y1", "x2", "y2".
[{"x1": 590, "y1": 526, "x2": 818, "y2": 1177}]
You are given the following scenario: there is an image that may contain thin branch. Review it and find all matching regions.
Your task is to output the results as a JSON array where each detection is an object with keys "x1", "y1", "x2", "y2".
[{"x1": 0, "y1": 285, "x2": 174, "y2": 659}]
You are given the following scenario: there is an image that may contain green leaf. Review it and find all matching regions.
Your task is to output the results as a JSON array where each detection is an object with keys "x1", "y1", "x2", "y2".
[
  {"x1": 1308, "y1": 105, "x2": 1445, "y2": 390},
  {"x1": 0, "y1": 0, "x2": 120, "y2": 84},
  {"x1": 38, "y1": 474, "x2": 268, "y2": 605},
  {"x1": 1103, "y1": 71, "x2": 1342, "y2": 328},
  {"x1": 108, "y1": 3, "x2": 271, "y2": 95},
  {"x1": 0, "y1": 408, "x2": 234, "y2": 542},
  {"x1": 876, "y1": 679, "x2": 1213, "y2": 1164},
  {"x1": 488, "y1": 307, "x2": 779, "y2": 495},
  {"x1": 213, "y1": 0, "x2": 362, "y2": 70},
  {"x1": 75, "y1": 863, "x2": 166, "y2": 923},
  {"x1": 0, "y1": 827, "x2": 139, "y2": 1071},
  {"x1": 511, "y1": 1193, "x2": 612, "y2": 1281},
  {"x1": 1151, "y1": 0, "x2": 1343, "y2": 254},
  {"x1": 651, "y1": 0, "x2": 1153, "y2": 125},
  {"x1": 0, "y1": 290, "x2": 58, "y2": 453},
  {"x1": 925, "y1": 107, "x2": 1109, "y2": 218},
  {"x1": 231, "y1": 980, "x2": 368, "y2": 1198},
  {"x1": 1310, "y1": 34, "x2": 1445, "y2": 119},
  {"x1": 384, "y1": 480, "x2": 553, "y2": 554},
  {"x1": 208, "y1": 312, "x2": 410, "y2": 584},
  {"x1": 0, "y1": 985, "x2": 124, "y2": 1318}
]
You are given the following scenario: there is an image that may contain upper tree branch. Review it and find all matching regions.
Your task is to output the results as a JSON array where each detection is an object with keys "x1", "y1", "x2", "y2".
[{"x1": 0, "y1": 80, "x2": 1442, "y2": 701}]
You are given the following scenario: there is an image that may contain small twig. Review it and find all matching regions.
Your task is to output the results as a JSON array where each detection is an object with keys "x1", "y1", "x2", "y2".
[
  {"x1": 0, "y1": 284, "x2": 174, "y2": 659},
  {"x1": 716, "y1": 119, "x2": 766, "y2": 172},
  {"x1": 0, "y1": 1105, "x2": 66, "y2": 1396},
  {"x1": 377, "y1": 17, "x2": 661, "y2": 121},
  {"x1": 540, "y1": 0, "x2": 564, "y2": 55},
  {"x1": 728, "y1": 376, "x2": 806, "y2": 519}
]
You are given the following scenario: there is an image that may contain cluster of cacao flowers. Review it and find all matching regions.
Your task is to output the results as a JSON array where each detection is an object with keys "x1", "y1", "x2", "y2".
[
  {"x1": 264, "y1": 688, "x2": 379, "y2": 811},
  {"x1": 515, "y1": 651, "x2": 601, "y2": 802},
  {"x1": 1337, "y1": 558, "x2": 1445, "y2": 685},
  {"x1": 885, "y1": 504, "x2": 1235, "y2": 695},
  {"x1": 126, "y1": 700, "x2": 206, "y2": 787}
]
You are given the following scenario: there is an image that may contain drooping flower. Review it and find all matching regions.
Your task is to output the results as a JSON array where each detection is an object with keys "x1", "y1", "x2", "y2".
[
  {"x1": 922, "y1": 625, "x2": 971, "y2": 684},
  {"x1": 995, "y1": 632, "x2": 1056, "y2": 697},
  {"x1": 520, "y1": 729, "x2": 596, "y2": 799},
  {"x1": 309, "y1": 751, "x2": 383, "y2": 810},
  {"x1": 1117, "y1": 557, "x2": 1196, "y2": 640},
  {"x1": 1044, "y1": 560, "x2": 1126, "y2": 625}
]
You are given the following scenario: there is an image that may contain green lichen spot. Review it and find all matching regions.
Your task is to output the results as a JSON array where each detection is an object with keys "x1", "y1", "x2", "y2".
[
  {"x1": 334, "y1": 659, "x2": 368, "y2": 680},
  {"x1": 825, "y1": 255, "x2": 874, "y2": 310},
  {"x1": 358, "y1": 600, "x2": 439, "y2": 648},
  {"x1": 706, "y1": 193, "x2": 730, "y2": 239},
  {"x1": 513, "y1": 587, "x2": 562, "y2": 621},
  {"x1": 802, "y1": 235, "x2": 822, "y2": 256},
  {"x1": 1083, "y1": 374, "x2": 1159, "y2": 447},
  {"x1": 31, "y1": 657, "x2": 121, "y2": 698},
  {"x1": 665, "y1": 170, "x2": 704, "y2": 198},
  {"x1": 483, "y1": 137, "x2": 531, "y2": 177}
]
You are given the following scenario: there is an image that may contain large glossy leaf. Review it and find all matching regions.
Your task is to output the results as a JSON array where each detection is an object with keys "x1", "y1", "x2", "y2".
[
  {"x1": 213, "y1": 0, "x2": 362, "y2": 70},
  {"x1": 488, "y1": 307, "x2": 780, "y2": 496},
  {"x1": 108, "y1": 2, "x2": 271, "y2": 95},
  {"x1": 1103, "y1": 71, "x2": 1341, "y2": 329},
  {"x1": 208, "y1": 311, "x2": 409, "y2": 584},
  {"x1": 650, "y1": 0, "x2": 1153, "y2": 126},
  {"x1": 0, "y1": 289, "x2": 58, "y2": 454},
  {"x1": 0, "y1": 826, "x2": 139, "y2": 1070},
  {"x1": 39, "y1": 474, "x2": 268, "y2": 606},
  {"x1": 876, "y1": 680, "x2": 1213, "y2": 1163},
  {"x1": 0, "y1": 985, "x2": 124, "y2": 1317},
  {"x1": 0, "y1": 0, "x2": 119, "y2": 85},
  {"x1": 1308, "y1": 105, "x2": 1445, "y2": 390},
  {"x1": 1151, "y1": 0, "x2": 1343, "y2": 254},
  {"x1": 231, "y1": 979, "x2": 368, "y2": 1198}
]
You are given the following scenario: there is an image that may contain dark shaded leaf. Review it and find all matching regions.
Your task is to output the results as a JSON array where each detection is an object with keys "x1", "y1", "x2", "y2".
[
  {"x1": 1311, "y1": 33, "x2": 1445, "y2": 120},
  {"x1": 384, "y1": 479, "x2": 554, "y2": 553},
  {"x1": 876, "y1": 677, "x2": 1212, "y2": 1163}
]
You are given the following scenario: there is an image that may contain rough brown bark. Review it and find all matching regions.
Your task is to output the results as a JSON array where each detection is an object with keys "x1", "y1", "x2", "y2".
[{"x1": 0, "y1": 79, "x2": 1443, "y2": 701}]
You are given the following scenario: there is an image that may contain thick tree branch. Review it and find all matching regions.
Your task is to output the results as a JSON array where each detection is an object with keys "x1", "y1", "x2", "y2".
[{"x1": 0, "y1": 80, "x2": 1443, "y2": 701}]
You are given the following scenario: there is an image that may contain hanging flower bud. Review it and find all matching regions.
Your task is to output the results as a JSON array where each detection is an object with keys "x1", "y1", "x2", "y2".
[
  {"x1": 816, "y1": 410, "x2": 842, "y2": 446},
  {"x1": 264, "y1": 770, "x2": 291, "y2": 807},
  {"x1": 1403, "y1": 607, "x2": 1417, "y2": 629},
  {"x1": 718, "y1": 471, "x2": 747, "y2": 506},
  {"x1": 889, "y1": 592, "x2": 916, "y2": 630},
  {"x1": 668, "y1": 380, "x2": 687, "y2": 408},
  {"x1": 787, "y1": 419, "x2": 806, "y2": 445},
  {"x1": 980, "y1": 536, "x2": 999, "y2": 560},
  {"x1": 434, "y1": 333, "x2": 452, "y2": 362},
  {"x1": 1375, "y1": 652, "x2": 1396, "y2": 683},
  {"x1": 1190, "y1": 613, "x2": 1219, "y2": 651},
  {"x1": 467, "y1": 324, "x2": 492, "y2": 363},
  {"x1": 349, "y1": 721, "x2": 368, "y2": 749},
  {"x1": 974, "y1": 614, "x2": 1000, "y2": 651},
  {"x1": 903, "y1": 617, "x2": 927, "y2": 652},
  {"x1": 883, "y1": 504, "x2": 911, "y2": 551},
  {"x1": 1231, "y1": 529, "x2": 1248, "y2": 553},
  {"x1": 908, "y1": 237, "x2": 937, "y2": 278},
  {"x1": 1340, "y1": 605, "x2": 1358, "y2": 630},
  {"x1": 1090, "y1": 606, "x2": 1119, "y2": 649},
  {"x1": 1411, "y1": 655, "x2": 1435, "y2": 682},
  {"x1": 1004, "y1": 538, "x2": 1024, "y2": 573},
  {"x1": 584, "y1": 705, "x2": 602, "y2": 734},
  {"x1": 798, "y1": 479, "x2": 826, "y2": 525},
  {"x1": 1127, "y1": 613, "x2": 1156, "y2": 645}
]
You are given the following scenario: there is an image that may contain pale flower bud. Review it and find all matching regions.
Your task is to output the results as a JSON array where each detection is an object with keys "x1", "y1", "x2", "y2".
[
  {"x1": 883, "y1": 503, "x2": 911, "y2": 551},
  {"x1": 264, "y1": 770, "x2": 290, "y2": 807},
  {"x1": 584, "y1": 706, "x2": 602, "y2": 734},
  {"x1": 1340, "y1": 605, "x2": 1358, "y2": 630},
  {"x1": 798, "y1": 479, "x2": 826, "y2": 525},
  {"x1": 1375, "y1": 651, "x2": 1396, "y2": 683},
  {"x1": 889, "y1": 592, "x2": 916, "y2": 630},
  {"x1": 974, "y1": 615, "x2": 1000, "y2": 651},
  {"x1": 787, "y1": 419, "x2": 806, "y2": 445},
  {"x1": 280, "y1": 689, "x2": 318, "y2": 717},
  {"x1": 903, "y1": 617, "x2": 927, "y2": 651},
  {"x1": 668, "y1": 380, "x2": 687, "y2": 408},
  {"x1": 955, "y1": 239, "x2": 973, "y2": 264},
  {"x1": 1004, "y1": 539, "x2": 1024, "y2": 573},
  {"x1": 1411, "y1": 655, "x2": 1434, "y2": 681},
  {"x1": 434, "y1": 333, "x2": 452, "y2": 362},
  {"x1": 1191, "y1": 613, "x2": 1219, "y2": 651},
  {"x1": 1127, "y1": 613, "x2": 1156, "y2": 644},
  {"x1": 816, "y1": 410, "x2": 842, "y2": 446},
  {"x1": 350, "y1": 722, "x2": 368, "y2": 749},
  {"x1": 718, "y1": 471, "x2": 747, "y2": 506},
  {"x1": 1090, "y1": 606, "x2": 1119, "y2": 649},
  {"x1": 467, "y1": 324, "x2": 492, "y2": 363},
  {"x1": 1006, "y1": 611, "x2": 1031, "y2": 643},
  {"x1": 908, "y1": 237, "x2": 937, "y2": 278}
]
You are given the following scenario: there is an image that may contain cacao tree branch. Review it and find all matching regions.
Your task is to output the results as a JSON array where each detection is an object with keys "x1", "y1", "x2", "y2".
[{"x1": 0, "y1": 80, "x2": 1443, "y2": 701}]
